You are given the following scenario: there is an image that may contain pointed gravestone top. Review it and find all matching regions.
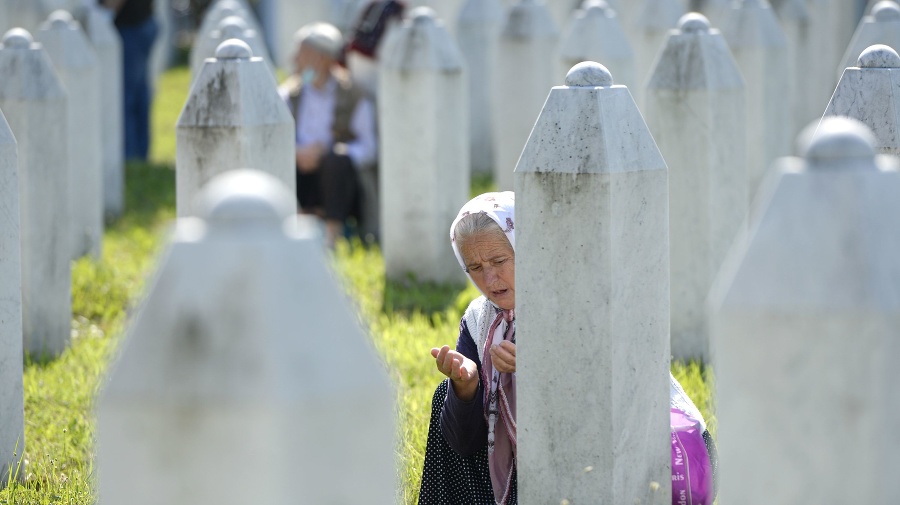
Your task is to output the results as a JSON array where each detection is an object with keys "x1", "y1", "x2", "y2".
[
  {"x1": 196, "y1": 169, "x2": 297, "y2": 225},
  {"x1": 215, "y1": 38, "x2": 252, "y2": 59},
  {"x1": 1, "y1": 28, "x2": 34, "y2": 49},
  {"x1": 823, "y1": 45, "x2": 900, "y2": 155},
  {"x1": 558, "y1": 0, "x2": 633, "y2": 90},
  {"x1": 381, "y1": 7, "x2": 463, "y2": 72},
  {"x1": 504, "y1": 0, "x2": 558, "y2": 38},
  {"x1": 839, "y1": 0, "x2": 900, "y2": 78},
  {"x1": 216, "y1": 15, "x2": 249, "y2": 39}
]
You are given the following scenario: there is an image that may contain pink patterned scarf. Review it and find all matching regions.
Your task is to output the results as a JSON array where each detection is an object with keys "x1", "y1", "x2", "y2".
[{"x1": 482, "y1": 308, "x2": 516, "y2": 504}]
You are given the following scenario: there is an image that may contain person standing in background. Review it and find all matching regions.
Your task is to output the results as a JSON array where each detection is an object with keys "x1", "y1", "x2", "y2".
[{"x1": 102, "y1": 0, "x2": 157, "y2": 161}]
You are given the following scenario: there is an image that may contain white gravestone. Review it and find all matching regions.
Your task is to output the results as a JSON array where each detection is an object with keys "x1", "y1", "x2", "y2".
[
  {"x1": 804, "y1": 0, "x2": 841, "y2": 127},
  {"x1": 190, "y1": 15, "x2": 273, "y2": 81},
  {"x1": 772, "y1": 0, "x2": 815, "y2": 131},
  {"x1": 0, "y1": 109, "x2": 22, "y2": 485},
  {"x1": 721, "y1": 0, "x2": 790, "y2": 199},
  {"x1": 515, "y1": 62, "x2": 670, "y2": 505},
  {"x1": 97, "y1": 170, "x2": 396, "y2": 505},
  {"x1": 710, "y1": 116, "x2": 900, "y2": 505},
  {"x1": 701, "y1": 0, "x2": 731, "y2": 26},
  {"x1": 645, "y1": 13, "x2": 746, "y2": 362},
  {"x1": 456, "y1": 0, "x2": 504, "y2": 174},
  {"x1": 558, "y1": 1, "x2": 635, "y2": 91},
  {"x1": 197, "y1": 0, "x2": 264, "y2": 45},
  {"x1": 379, "y1": 8, "x2": 469, "y2": 283},
  {"x1": 176, "y1": 40, "x2": 295, "y2": 218},
  {"x1": 633, "y1": 0, "x2": 685, "y2": 107},
  {"x1": 0, "y1": 0, "x2": 43, "y2": 33},
  {"x1": 38, "y1": 10, "x2": 103, "y2": 259},
  {"x1": 824, "y1": 45, "x2": 900, "y2": 155},
  {"x1": 0, "y1": 29, "x2": 70, "y2": 358},
  {"x1": 545, "y1": 0, "x2": 580, "y2": 28},
  {"x1": 78, "y1": 4, "x2": 124, "y2": 222},
  {"x1": 839, "y1": 1, "x2": 900, "y2": 81},
  {"x1": 492, "y1": 0, "x2": 558, "y2": 191}
]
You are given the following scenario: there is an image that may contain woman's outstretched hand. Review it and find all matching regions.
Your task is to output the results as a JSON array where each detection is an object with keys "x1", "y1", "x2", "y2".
[{"x1": 431, "y1": 346, "x2": 479, "y2": 402}]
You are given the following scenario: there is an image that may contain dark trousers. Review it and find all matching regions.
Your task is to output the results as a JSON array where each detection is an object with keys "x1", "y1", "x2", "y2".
[
  {"x1": 296, "y1": 152, "x2": 360, "y2": 222},
  {"x1": 119, "y1": 17, "x2": 158, "y2": 161}
]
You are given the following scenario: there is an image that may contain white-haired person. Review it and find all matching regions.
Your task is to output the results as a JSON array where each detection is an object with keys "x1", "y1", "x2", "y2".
[{"x1": 278, "y1": 22, "x2": 377, "y2": 247}]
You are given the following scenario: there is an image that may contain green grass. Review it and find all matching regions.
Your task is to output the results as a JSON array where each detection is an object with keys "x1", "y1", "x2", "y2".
[{"x1": 0, "y1": 66, "x2": 715, "y2": 505}]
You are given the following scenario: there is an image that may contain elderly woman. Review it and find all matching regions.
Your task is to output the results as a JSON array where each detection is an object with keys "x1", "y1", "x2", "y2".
[{"x1": 418, "y1": 193, "x2": 717, "y2": 505}]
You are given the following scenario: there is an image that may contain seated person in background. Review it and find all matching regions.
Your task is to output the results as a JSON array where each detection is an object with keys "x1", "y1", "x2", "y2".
[{"x1": 278, "y1": 22, "x2": 377, "y2": 247}]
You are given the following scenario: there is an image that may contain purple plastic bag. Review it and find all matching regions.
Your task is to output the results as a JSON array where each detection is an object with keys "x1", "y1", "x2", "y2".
[{"x1": 670, "y1": 408, "x2": 713, "y2": 505}]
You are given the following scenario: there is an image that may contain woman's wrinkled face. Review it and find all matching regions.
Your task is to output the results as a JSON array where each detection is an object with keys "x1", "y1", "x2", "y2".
[{"x1": 459, "y1": 231, "x2": 515, "y2": 310}]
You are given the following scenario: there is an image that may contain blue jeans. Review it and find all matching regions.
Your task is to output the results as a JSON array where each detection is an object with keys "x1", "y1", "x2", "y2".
[{"x1": 118, "y1": 17, "x2": 158, "y2": 161}]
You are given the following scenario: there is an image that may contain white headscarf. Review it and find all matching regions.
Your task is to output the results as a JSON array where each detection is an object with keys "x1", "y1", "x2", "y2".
[{"x1": 450, "y1": 192, "x2": 516, "y2": 282}]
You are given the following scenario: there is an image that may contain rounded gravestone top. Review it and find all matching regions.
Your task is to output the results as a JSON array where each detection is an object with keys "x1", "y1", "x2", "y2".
[
  {"x1": 219, "y1": 15, "x2": 249, "y2": 31},
  {"x1": 410, "y1": 6, "x2": 437, "y2": 25},
  {"x1": 582, "y1": 0, "x2": 612, "y2": 15},
  {"x1": 565, "y1": 61, "x2": 613, "y2": 87},
  {"x1": 48, "y1": 9, "x2": 75, "y2": 25},
  {"x1": 872, "y1": 1, "x2": 900, "y2": 21},
  {"x1": 197, "y1": 170, "x2": 295, "y2": 224},
  {"x1": 858, "y1": 44, "x2": 900, "y2": 68},
  {"x1": 678, "y1": 12, "x2": 710, "y2": 33},
  {"x1": 804, "y1": 117, "x2": 876, "y2": 164},
  {"x1": 215, "y1": 38, "x2": 252, "y2": 59},
  {"x1": 2, "y1": 28, "x2": 34, "y2": 49}
]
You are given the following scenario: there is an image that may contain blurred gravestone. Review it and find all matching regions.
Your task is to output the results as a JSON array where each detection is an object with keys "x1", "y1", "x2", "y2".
[
  {"x1": 37, "y1": 10, "x2": 103, "y2": 259},
  {"x1": 77, "y1": 3, "x2": 124, "y2": 222},
  {"x1": 190, "y1": 15, "x2": 273, "y2": 81},
  {"x1": 379, "y1": 8, "x2": 468, "y2": 283},
  {"x1": 0, "y1": 109, "x2": 22, "y2": 485},
  {"x1": 97, "y1": 169, "x2": 396, "y2": 505},
  {"x1": 492, "y1": 0, "x2": 558, "y2": 191},
  {"x1": 176, "y1": 39, "x2": 295, "y2": 218},
  {"x1": 804, "y1": 0, "x2": 841, "y2": 122},
  {"x1": 633, "y1": 0, "x2": 685, "y2": 107},
  {"x1": 515, "y1": 62, "x2": 670, "y2": 505},
  {"x1": 701, "y1": 0, "x2": 731, "y2": 26},
  {"x1": 824, "y1": 44, "x2": 900, "y2": 155},
  {"x1": 0, "y1": 0, "x2": 43, "y2": 33},
  {"x1": 772, "y1": 0, "x2": 814, "y2": 130},
  {"x1": 559, "y1": 0, "x2": 635, "y2": 91},
  {"x1": 721, "y1": 0, "x2": 790, "y2": 199},
  {"x1": 710, "y1": 116, "x2": 900, "y2": 504},
  {"x1": 0, "y1": 28, "x2": 71, "y2": 358},
  {"x1": 839, "y1": 1, "x2": 900, "y2": 81},
  {"x1": 456, "y1": 0, "x2": 503, "y2": 174},
  {"x1": 646, "y1": 13, "x2": 746, "y2": 362}
]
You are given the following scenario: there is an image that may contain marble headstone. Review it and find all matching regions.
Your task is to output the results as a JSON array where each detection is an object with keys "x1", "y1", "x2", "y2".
[
  {"x1": 0, "y1": 109, "x2": 22, "y2": 485},
  {"x1": 646, "y1": 13, "x2": 746, "y2": 362},
  {"x1": 839, "y1": 1, "x2": 900, "y2": 81},
  {"x1": 720, "y1": 0, "x2": 790, "y2": 199},
  {"x1": 37, "y1": 10, "x2": 103, "y2": 259},
  {"x1": 632, "y1": 0, "x2": 685, "y2": 107},
  {"x1": 97, "y1": 170, "x2": 396, "y2": 505},
  {"x1": 190, "y1": 15, "x2": 273, "y2": 81},
  {"x1": 492, "y1": 0, "x2": 558, "y2": 191},
  {"x1": 0, "y1": 0, "x2": 43, "y2": 33},
  {"x1": 456, "y1": 0, "x2": 504, "y2": 174},
  {"x1": 515, "y1": 62, "x2": 670, "y2": 505},
  {"x1": 558, "y1": 1, "x2": 635, "y2": 91},
  {"x1": 824, "y1": 44, "x2": 900, "y2": 155},
  {"x1": 804, "y1": 0, "x2": 841, "y2": 126},
  {"x1": 176, "y1": 39, "x2": 295, "y2": 218},
  {"x1": 710, "y1": 116, "x2": 900, "y2": 504},
  {"x1": 771, "y1": 0, "x2": 815, "y2": 130},
  {"x1": 379, "y1": 8, "x2": 469, "y2": 284},
  {"x1": 78, "y1": 3, "x2": 124, "y2": 222},
  {"x1": 0, "y1": 28, "x2": 71, "y2": 358}
]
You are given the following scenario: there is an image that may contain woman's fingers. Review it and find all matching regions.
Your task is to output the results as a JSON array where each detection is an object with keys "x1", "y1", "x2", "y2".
[{"x1": 490, "y1": 344, "x2": 516, "y2": 373}]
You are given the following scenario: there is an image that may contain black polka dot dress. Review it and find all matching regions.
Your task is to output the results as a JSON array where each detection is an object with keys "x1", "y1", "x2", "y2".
[{"x1": 418, "y1": 379, "x2": 518, "y2": 504}]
